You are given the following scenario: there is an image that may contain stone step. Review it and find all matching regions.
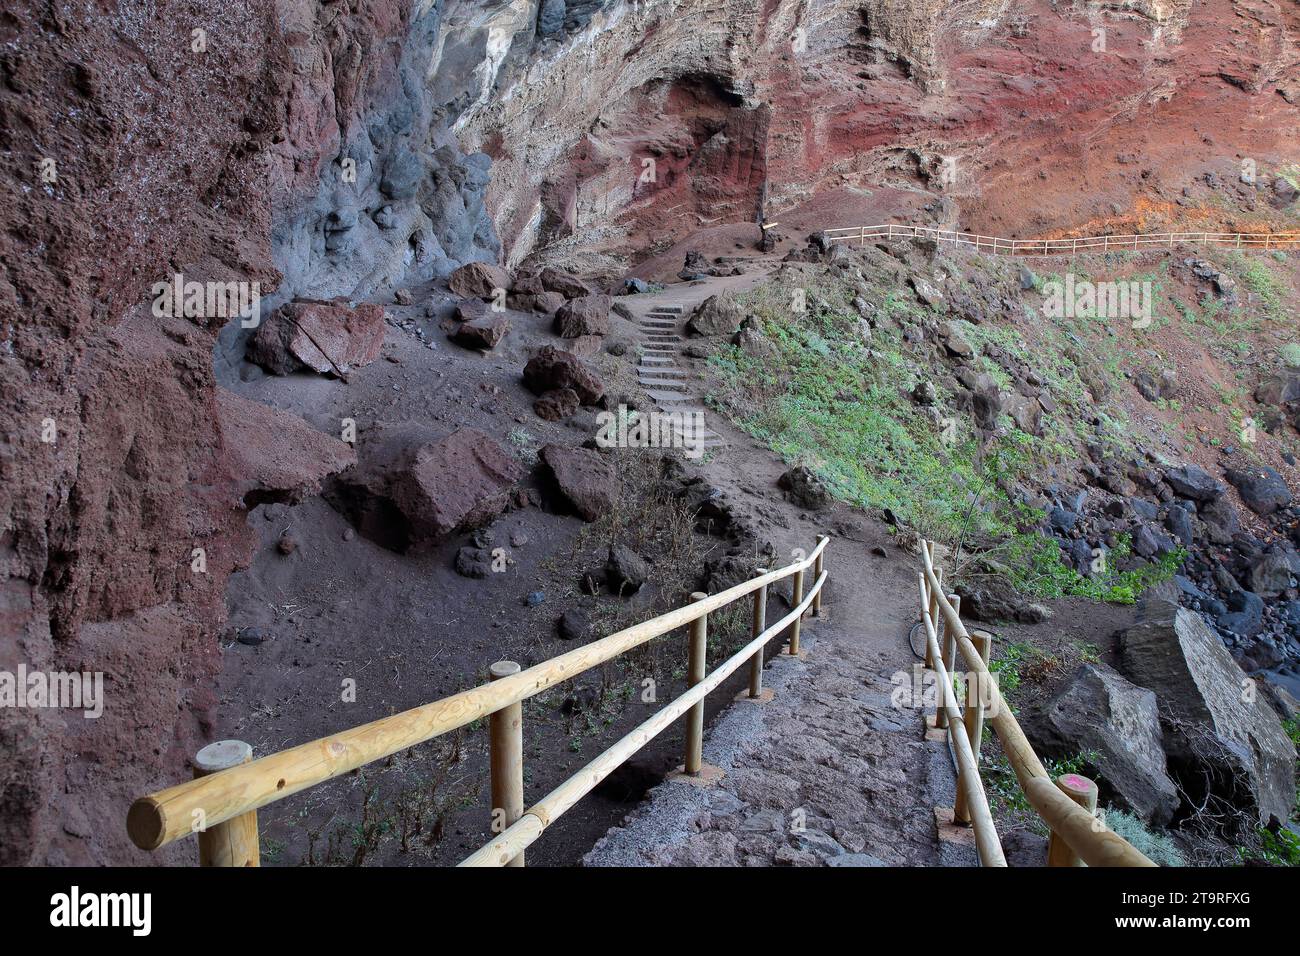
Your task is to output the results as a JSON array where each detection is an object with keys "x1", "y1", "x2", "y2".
[
  {"x1": 639, "y1": 381, "x2": 693, "y2": 392},
  {"x1": 649, "y1": 305, "x2": 684, "y2": 314},
  {"x1": 640, "y1": 356, "x2": 677, "y2": 366},
  {"x1": 637, "y1": 368, "x2": 687, "y2": 378},
  {"x1": 644, "y1": 388, "x2": 693, "y2": 402}
]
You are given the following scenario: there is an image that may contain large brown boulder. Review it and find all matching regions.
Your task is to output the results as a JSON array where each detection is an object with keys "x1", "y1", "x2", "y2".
[
  {"x1": 451, "y1": 313, "x2": 509, "y2": 351},
  {"x1": 448, "y1": 261, "x2": 511, "y2": 300},
  {"x1": 1119, "y1": 600, "x2": 1297, "y2": 825},
  {"x1": 540, "y1": 266, "x2": 591, "y2": 299},
  {"x1": 686, "y1": 294, "x2": 743, "y2": 336},
  {"x1": 217, "y1": 390, "x2": 356, "y2": 502},
  {"x1": 328, "y1": 425, "x2": 523, "y2": 552},
  {"x1": 540, "y1": 445, "x2": 616, "y2": 521},
  {"x1": 533, "y1": 388, "x2": 580, "y2": 422},
  {"x1": 247, "y1": 300, "x2": 386, "y2": 375},
  {"x1": 523, "y1": 345, "x2": 604, "y2": 405},
  {"x1": 554, "y1": 294, "x2": 611, "y2": 337},
  {"x1": 1025, "y1": 663, "x2": 1180, "y2": 826}
]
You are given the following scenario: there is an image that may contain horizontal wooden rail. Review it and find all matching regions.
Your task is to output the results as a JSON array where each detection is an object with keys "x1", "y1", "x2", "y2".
[
  {"x1": 825, "y1": 222, "x2": 1300, "y2": 258},
  {"x1": 460, "y1": 570, "x2": 827, "y2": 866},
  {"x1": 919, "y1": 542, "x2": 1156, "y2": 867},
  {"x1": 128, "y1": 536, "x2": 830, "y2": 860}
]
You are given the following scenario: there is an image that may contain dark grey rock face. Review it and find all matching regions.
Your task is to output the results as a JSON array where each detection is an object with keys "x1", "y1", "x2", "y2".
[
  {"x1": 270, "y1": 3, "x2": 502, "y2": 315},
  {"x1": 1119, "y1": 600, "x2": 1296, "y2": 826},
  {"x1": 1027, "y1": 663, "x2": 1180, "y2": 826}
]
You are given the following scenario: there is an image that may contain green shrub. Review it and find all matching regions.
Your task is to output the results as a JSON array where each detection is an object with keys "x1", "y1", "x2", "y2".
[
  {"x1": 1104, "y1": 808, "x2": 1185, "y2": 866},
  {"x1": 1281, "y1": 343, "x2": 1300, "y2": 369}
]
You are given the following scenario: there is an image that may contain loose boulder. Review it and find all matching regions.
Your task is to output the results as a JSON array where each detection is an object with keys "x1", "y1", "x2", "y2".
[
  {"x1": 217, "y1": 389, "x2": 356, "y2": 501},
  {"x1": 554, "y1": 295, "x2": 611, "y2": 337},
  {"x1": 778, "y1": 465, "x2": 832, "y2": 511},
  {"x1": 686, "y1": 294, "x2": 743, "y2": 336},
  {"x1": 539, "y1": 444, "x2": 616, "y2": 521},
  {"x1": 533, "y1": 388, "x2": 581, "y2": 422},
  {"x1": 451, "y1": 313, "x2": 509, "y2": 351},
  {"x1": 1119, "y1": 600, "x2": 1297, "y2": 825},
  {"x1": 1163, "y1": 464, "x2": 1224, "y2": 502},
  {"x1": 247, "y1": 300, "x2": 385, "y2": 376},
  {"x1": 448, "y1": 261, "x2": 511, "y2": 300},
  {"x1": 540, "y1": 267, "x2": 591, "y2": 299},
  {"x1": 328, "y1": 425, "x2": 523, "y2": 552},
  {"x1": 523, "y1": 345, "x2": 605, "y2": 405},
  {"x1": 1027, "y1": 663, "x2": 1180, "y2": 826},
  {"x1": 605, "y1": 546, "x2": 650, "y2": 596},
  {"x1": 1225, "y1": 466, "x2": 1292, "y2": 515}
]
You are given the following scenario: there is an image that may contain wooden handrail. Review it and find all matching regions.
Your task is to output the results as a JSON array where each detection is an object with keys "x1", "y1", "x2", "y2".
[
  {"x1": 824, "y1": 223, "x2": 1300, "y2": 257},
  {"x1": 460, "y1": 569, "x2": 828, "y2": 866},
  {"x1": 128, "y1": 536, "x2": 831, "y2": 860},
  {"x1": 918, "y1": 541, "x2": 1156, "y2": 867}
]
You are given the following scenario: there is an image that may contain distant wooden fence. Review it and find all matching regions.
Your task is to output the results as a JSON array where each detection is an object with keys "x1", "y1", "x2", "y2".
[
  {"x1": 917, "y1": 540, "x2": 1155, "y2": 867},
  {"x1": 825, "y1": 223, "x2": 1300, "y2": 257},
  {"x1": 127, "y1": 537, "x2": 830, "y2": 866}
]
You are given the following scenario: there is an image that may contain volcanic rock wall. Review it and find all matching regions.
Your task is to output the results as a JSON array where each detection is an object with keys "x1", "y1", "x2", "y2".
[
  {"x1": 0, "y1": 0, "x2": 441, "y2": 865},
  {"x1": 0, "y1": 0, "x2": 1296, "y2": 865}
]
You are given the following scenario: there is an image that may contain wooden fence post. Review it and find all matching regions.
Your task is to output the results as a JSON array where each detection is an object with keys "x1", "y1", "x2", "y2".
[
  {"x1": 685, "y1": 593, "x2": 708, "y2": 774},
  {"x1": 749, "y1": 572, "x2": 768, "y2": 698},
  {"x1": 489, "y1": 660, "x2": 525, "y2": 867},
  {"x1": 964, "y1": 627, "x2": 993, "y2": 756},
  {"x1": 812, "y1": 538, "x2": 826, "y2": 617},
  {"x1": 789, "y1": 565, "x2": 805, "y2": 655},
  {"x1": 1046, "y1": 774, "x2": 1099, "y2": 867},
  {"x1": 939, "y1": 593, "x2": 959, "y2": 731},
  {"x1": 193, "y1": 740, "x2": 259, "y2": 867}
]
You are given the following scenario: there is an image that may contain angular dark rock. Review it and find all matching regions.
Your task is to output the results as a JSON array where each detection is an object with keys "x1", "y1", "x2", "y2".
[
  {"x1": 556, "y1": 609, "x2": 591, "y2": 641},
  {"x1": 523, "y1": 345, "x2": 605, "y2": 405},
  {"x1": 553, "y1": 294, "x2": 611, "y2": 337},
  {"x1": 454, "y1": 546, "x2": 494, "y2": 578},
  {"x1": 539, "y1": 444, "x2": 616, "y2": 521},
  {"x1": 1119, "y1": 600, "x2": 1296, "y2": 825},
  {"x1": 329, "y1": 426, "x2": 522, "y2": 552},
  {"x1": 1027, "y1": 663, "x2": 1180, "y2": 826},
  {"x1": 1163, "y1": 464, "x2": 1224, "y2": 502},
  {"x1": 451, "y1": 313, "x2": 509, "y2": 350},
  {"x1": 247, "y1": 300, "x2": 386, "y2": 376},
  {"x1": 605, "y1": 545, "x2": 650, "y2": 596},
  {"x1": 539, "y1": 267, "x2": 592, "y2": 299},
  {"x1": 686, "y1": 294, "x2": 743, "y2": 336},
  {"x1": 1248, "y1": 551, "x2": 1295, "y2": 599},
  {"x1": 448, "y1": 261, "x2": 511, "y2": 300},
  {"x1": 533, "y1": 387, "x2": 581, "y2": 422},
  {"x1": 1225, "y1": 466, "x2": 1292, "y2": 515},
  {"x1": 778, "y1": 465, "x2": 832, "y2": 511}
]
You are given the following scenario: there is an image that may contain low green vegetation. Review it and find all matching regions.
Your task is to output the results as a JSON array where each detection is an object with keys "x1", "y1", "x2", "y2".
[
  {"x1": 1105, "y1": 809, "x2": 1185, "y2": 866},
  {"x1": 1226, "y1": 252, "x2": 1288, "y2": 322},
  {"x1": 992, "y1": 532, "x2": 1186, "y2": 605},
  {"x1": 705, "y1": 270, "x2": 1178, "y2": 604},
  {"x1": 1239, "y1": 826, "x2": 1300, "y2": 867},
  {"x1": 985, "y1": 749, "x2": 1098, "y2": 831}
]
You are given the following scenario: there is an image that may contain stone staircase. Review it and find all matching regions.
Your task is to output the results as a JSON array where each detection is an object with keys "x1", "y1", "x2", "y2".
[{"x1": 634, "y1": 304, "x2": 727, "y2": 454}]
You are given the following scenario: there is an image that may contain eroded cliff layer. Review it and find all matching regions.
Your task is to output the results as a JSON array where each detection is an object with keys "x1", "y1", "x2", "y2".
[{"x1": 1, "y1": 0, "x2": 1295, "y2": 864}]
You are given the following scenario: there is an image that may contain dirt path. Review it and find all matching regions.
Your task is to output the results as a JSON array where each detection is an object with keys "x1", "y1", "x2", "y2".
[{"x1": 586, "y1": 272, "x2": 970, "y2": 866}]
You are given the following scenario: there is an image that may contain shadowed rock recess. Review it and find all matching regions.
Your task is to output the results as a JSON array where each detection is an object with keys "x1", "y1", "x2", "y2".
[{"x1": 1, "y1": 0, "x2": 1297, "y2": 868}]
